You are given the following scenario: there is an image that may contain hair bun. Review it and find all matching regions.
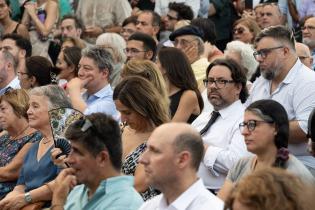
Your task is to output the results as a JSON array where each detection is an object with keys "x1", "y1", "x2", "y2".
[{"x1": 276, "y1": 147, "x2": 289, "y2": 161}]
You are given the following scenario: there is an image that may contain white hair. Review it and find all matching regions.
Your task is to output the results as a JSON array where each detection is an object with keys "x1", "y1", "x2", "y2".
[
  {"x1": 225, "y1": 40, "x2": 259, "y2": 79},
  {"x1": 96, "y1": 33, "x2": 127, "y2": 63}
]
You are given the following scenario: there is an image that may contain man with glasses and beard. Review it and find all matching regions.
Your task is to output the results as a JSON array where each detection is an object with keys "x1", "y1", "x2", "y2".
[
  {"x1": 191, "y1": 58, "x2": 249, "y2": 193},
  {"x1": 246, "y1": 25, "x2": 315, "y2": 176}
]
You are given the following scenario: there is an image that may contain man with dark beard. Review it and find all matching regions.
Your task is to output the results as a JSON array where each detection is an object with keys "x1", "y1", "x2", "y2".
[
  {"x1": 191, "y1": 58, "x2": 249, "y2": 193},
  {"x1": 246, "y1": 25, "x2": 315, "y2": 176}
]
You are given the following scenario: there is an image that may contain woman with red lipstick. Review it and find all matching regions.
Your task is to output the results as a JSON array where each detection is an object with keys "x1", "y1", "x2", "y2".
[{"x1": 218, "y1": 99, "x2": 314, "y2": 201}]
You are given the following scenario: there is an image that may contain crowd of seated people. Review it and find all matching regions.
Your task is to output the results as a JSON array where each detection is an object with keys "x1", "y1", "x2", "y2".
[{"x1": 0, "y1": 0, "x2": 314, "y2": 209}]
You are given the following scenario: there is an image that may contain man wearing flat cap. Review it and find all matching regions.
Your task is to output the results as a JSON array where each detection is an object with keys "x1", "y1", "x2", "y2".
[{"x1": 170, "y1": 25, "x2": 209, "y2": 89}]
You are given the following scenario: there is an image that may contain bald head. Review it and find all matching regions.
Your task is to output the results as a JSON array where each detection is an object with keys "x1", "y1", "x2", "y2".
[
  {"x1": 295, "y1": 42, "x2": 313, "y2": 69},
  {"x1": 151, "y1": 123, "x2": 204, "y2": 170}
]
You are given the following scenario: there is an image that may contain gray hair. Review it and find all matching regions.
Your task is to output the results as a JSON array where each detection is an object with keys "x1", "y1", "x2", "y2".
[
  {"x1": 81, "y1": 46, "x2": 114, "y2": 74},
  {"x1": 28, "y1": 85, "x2": 72, "y2": 110},
  {"x1": 196, "y1": 37, "x2": 204, "y2": 56},
  {"x1": 95, "y1": 33, "x2": 127, "y2": 64},
  {"x1": 225, "y1": 41, "x2": 259, "y2": 79},
  {"x1": 1, "y1": 50, "x2": 17, "y2": 72}
]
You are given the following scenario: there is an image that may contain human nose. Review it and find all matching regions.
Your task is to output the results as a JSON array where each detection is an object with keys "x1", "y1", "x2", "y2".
[{"x1": 138, "y1": 150, "x2": 148, "y2": 165}]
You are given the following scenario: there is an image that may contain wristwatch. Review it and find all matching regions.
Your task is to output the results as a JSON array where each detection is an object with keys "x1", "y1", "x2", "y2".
[{"x1": 24, "y1": 192, "x2": 32, "y2": 203}]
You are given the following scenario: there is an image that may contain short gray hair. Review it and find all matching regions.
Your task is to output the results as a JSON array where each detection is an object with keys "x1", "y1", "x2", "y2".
[
  {"x1": 1, "y1": 50, "x2": 17, "y2": 72},
  {"x1": 29, "y1": 85, "x2": 72, "y2": 110},
  {"x1": 81, "y1": 46, "x2": 114, "y2": 74},
  {"x1": 225, "y1": 41, "x2": 258, "y2": 79},
  {"x1": 196, "y1": 37, "x2": 204, "y2": 56}
]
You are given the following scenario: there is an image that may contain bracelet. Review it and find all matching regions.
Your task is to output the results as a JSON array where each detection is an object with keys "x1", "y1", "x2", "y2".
[{"x1": 51, "y1": 204, "x2": 64, "y2": 209}]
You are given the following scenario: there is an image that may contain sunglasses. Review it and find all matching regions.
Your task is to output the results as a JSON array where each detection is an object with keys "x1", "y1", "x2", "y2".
[{"x1": 233, "y1": 28, "x2": 245, "y2": 35}]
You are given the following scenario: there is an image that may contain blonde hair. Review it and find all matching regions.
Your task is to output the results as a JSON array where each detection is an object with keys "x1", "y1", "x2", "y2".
[
  {"x1": 0, "y1": 89, "x2": 29, "y2": 119},
  {"x1": 121, "y1": 59, "x2": 169, "y2": 107}
]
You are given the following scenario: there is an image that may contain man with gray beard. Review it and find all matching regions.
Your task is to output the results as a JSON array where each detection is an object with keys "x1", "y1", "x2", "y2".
[
  {"x1": 302, "y1": 17, "x2": 315, "y2": 70},
  {"x1": 246, "y1": 25, "x2": 315, "y2": 177}
]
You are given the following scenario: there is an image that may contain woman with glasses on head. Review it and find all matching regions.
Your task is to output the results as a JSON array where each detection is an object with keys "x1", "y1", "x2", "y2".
[
  {"x1": 0, "y1": 85, "x2": 72, "y2": 209},
  {"x1": 218, "y1": 99, "x2": 314, "y2": 201},
  {"x1": 157, "y1": 47, "x2": 203, "y2": 123},
  {"x1": 232, "y1": 18, "x2": 261, "y2": 44},
  {"x1": 0, "y1": 89, "x2": 41, "y2": 199},
  {"x1": 114, "y1": 76, "x2": 170, "y2": 201}
]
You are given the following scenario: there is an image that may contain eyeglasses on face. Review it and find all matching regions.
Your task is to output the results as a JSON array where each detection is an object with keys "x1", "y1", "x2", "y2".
[
  {"x1": 203, "y1": 78, "x2": 235, "y2": 89},
  {"x1": 123, "y1": 48, "x2": 147, "y2": 55},
  {"x1": 253, "y1": 46, "x2": 284, "y2": 60},
  {"x1": 173, "y1": 38, "x2": 197, "y2": 48},
  {"x1": 239, "y1": 120, "x2": 274, "y2": 132},
  {"x1": 167, "y1": 14, "x2": 178, "y2": 21},
  {"x1": 301, "y1": 25, "x2": 315, "y2": 31}
]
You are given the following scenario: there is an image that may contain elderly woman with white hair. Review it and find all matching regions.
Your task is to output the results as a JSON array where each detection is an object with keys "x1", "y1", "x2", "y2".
[
  {"x1": 224, "y1": 40, "x2": 259, "y2": 82},
  {"x1": 96, "y1": 33, "x2": 127, "y2": 87}
]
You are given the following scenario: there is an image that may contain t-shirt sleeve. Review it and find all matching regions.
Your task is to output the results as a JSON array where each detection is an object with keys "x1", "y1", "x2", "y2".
[{"x1": 226, "y1": 157, "x2": 251, "y2": 183}]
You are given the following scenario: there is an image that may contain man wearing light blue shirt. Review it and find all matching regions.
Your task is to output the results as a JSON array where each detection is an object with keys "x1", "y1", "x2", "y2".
[
  {"x1": 52, "y1": 113, "x2": 143, "y2": 210},
  {"x1": 67, "y1": 47, "x2": 119, "y2": 120}
]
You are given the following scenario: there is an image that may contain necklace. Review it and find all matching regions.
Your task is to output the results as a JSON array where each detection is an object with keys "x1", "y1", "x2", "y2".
[
  {"x1": 10, "y1": 125, "x2": 29, "y2": 141},
  {"x1": 42, "y1": 137, "x2": 52, "y2": 144}
]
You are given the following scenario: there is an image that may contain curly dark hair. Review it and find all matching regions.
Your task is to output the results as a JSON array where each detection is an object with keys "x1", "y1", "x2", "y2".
[{"x1": 168, "y1": 2, "x2": 194, "y2": 21}]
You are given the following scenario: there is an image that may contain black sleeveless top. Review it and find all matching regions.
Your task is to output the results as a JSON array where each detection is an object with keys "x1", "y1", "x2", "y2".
[{"x1": 169, "y1": 89, "x2": 199, "y2": 124}]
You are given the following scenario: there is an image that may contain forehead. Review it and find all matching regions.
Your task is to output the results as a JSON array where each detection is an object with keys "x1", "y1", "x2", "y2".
[
  {"x1": 61, "y1": 18, "x2": 76, "y2": 27},
  {"x1": 175, "y1": 34, "x2": 197, "y2": 41},
  {"x1": 138, "y1": 12, "x2": 153, "y2": 23},
  {"x1": 2, "y1": 38, "x2": 18, "y2": 48},
  {"x1": 208, "y1": 65, "x2": 232, "y2": 78},
  {"x1": 29, "y1": 94, "x2": 48, "y2": 105},
  {"x1": 127, "y1": 40, "x2": 144, "y2": 49},
  {"x1": 255, "y1": 37, "x2": 278, "y2": 49},
  {"x1": 305, "y1": 18, "x2": 315, "y2": 26},
  {"x1": 244, "y1": 110, "x2": 262, "y2": 120},
  {"x1": 147, "y1": 127, "x2": 174, "y2": 149},
  {"x1": 168, "y1": 10, "x2": 178, "y2": 16},
  {"x1": 79, "y1": 56, "x2": 98, "y2": 68},
  {"x1": 263, "y1": 5, "x2": 280, "y2": 14}
]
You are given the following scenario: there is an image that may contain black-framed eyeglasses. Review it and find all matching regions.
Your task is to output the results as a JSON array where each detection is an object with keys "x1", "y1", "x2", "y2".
[
  {"x1": 203, "y1": 78, "x2": 234, "y2": 89},
  {"x1": 239, "y1": 120, "x2": 274, "y2": 132},
  {"x1": 173, "y1": 38, "x2": 197, "y2": 48},
  {"x1": 301, "y1": 25, "x2": 315, "y2": 31},
  {"x1": 123, "y1": 48, "x2": 147, "y2": 55},
  {"x1": 253, "y1": 46, "x2": 284, "y2": 60}
]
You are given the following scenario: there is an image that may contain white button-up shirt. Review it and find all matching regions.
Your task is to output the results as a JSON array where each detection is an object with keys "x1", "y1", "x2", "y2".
[
  {"x1": 192, "y1": 100, "x2": 249, "y2": 190},
  {"x1": 138, "y1": 179, "x2": 224, "y2": 210},
  {"x1": 246, "y1": 59, "x2": 315, "y2": 169}
]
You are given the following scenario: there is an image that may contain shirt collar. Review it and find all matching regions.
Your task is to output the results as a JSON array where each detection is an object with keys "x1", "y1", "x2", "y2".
[
  {"x1": 159, "y1": 179, "x2": 205, "y2": 210},
  {"x1": 281, "y1": 59, "x2": 302, "y2": 84},
  {"x1": 216, "y1": 100, "x2": 243, "y2": 120},
  {"x1": 83, "y1": 84, "x2": 112, "y2": 99}
]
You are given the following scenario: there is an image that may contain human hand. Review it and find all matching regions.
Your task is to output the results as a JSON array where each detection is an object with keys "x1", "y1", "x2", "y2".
[
  {"x1": 51, "y1": 148, "x2": 68, "y2": 168},
  {"x1": 184, "y1": 44, "x2": 198, "y2": 64},
  {"x1": 66, "y1": 77, "x2": 85, "y2": 94},
  {"x1": 53, "y1": 168, "x2": 77, "y2": 205},
  {"x1": 0, "y1": 193, "x2": 26, "y2": 210},
  {"x1": 84, "y1": 26, "x2": 103, "y2": 37},
  {"x1": 24, "y1": 1, "x2": 37, "y2": 17}
]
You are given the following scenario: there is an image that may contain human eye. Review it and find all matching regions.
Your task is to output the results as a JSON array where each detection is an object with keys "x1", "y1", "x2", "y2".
[
  {"x1": 248, "y1": 120, "x2": 257, "y2": 130},
  {"x1": 217, "y1": 79, "x2": 227, "y2": 84}
]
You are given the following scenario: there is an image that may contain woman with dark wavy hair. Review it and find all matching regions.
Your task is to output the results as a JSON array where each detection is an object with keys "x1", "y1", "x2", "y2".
[
  {"x1": 218, "y1": 99, "x2": 314, "y2": 201},
  {"x1": 157, "y1": 47, "x2": 203, "y2": 123}
]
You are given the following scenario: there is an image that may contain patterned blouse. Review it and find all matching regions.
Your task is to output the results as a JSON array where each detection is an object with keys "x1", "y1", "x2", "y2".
[
  {"x1": 0, "y1": 131, "x2": 42, "y2": 198},
  {"x1": 122, "y1": 142, "x2": 159, "y2": 201}
]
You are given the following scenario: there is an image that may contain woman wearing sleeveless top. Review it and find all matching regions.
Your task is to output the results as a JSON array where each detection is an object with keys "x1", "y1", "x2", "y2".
[
  {"x1": 0, "y1": 0, "x2": 29, "y2": 39},
  {"x1": 21, "y1": 0, "x2": 58, "y2": 57},
  {"x1": 157, "y1": 47, "x2": 203, "y2": 124}
]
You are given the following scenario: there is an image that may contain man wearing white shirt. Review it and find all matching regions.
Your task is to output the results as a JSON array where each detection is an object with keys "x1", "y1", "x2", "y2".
[
  {"x1": 0, "y1": 50, "x2": 20, "y2": 95},
  {"x1": 138, "y1": 122, "x2": 224, "y2": 210},
  {"x1": 192, "y1": 58, "x2": 249, "y2": 192},
  {"x1": 247, "y1": 25, "x2": 315, "y2": 176}
]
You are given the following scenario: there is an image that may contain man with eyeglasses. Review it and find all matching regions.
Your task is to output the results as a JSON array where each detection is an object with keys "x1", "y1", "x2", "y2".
[
  {"x1": 51, "y1": 113, "x2": 143, "y2": 210},
  {"x1": 136, "y1": 10, "x2": 161, "y2": 43},
  {"x1": 191, "y1": 58, "x2": 249, "y2": 193},
  {"x1": 302, "y1": 17, "x2": 315, "y2": 70},
  {"x1": 169, "y1": 25, "x2": 209, "y2": 88},
  {"x1": 125, "y1": 32, "x2": 157, "y2": 62},
  {"x1": 247, "y1": 25, "x2": 315, "y2": 176},
  {"x1": 295, "y1": 42, "x2": 314, "y2": 69}
]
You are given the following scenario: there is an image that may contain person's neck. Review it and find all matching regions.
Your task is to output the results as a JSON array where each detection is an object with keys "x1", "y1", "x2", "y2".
[
  {"x1": 190, "y1": 55, "x2": 200, "y2": 64},
  {"x1": 255, "y1": 146, "x2": 277, "y2": 169},
  {"x1": 162, "y1": 173, "x2": 198, "y2": 205},
  {"x1": 0, "y1": 16, "x2": 14, "y2": 29},
  {"x1": 7, "y1": 118, "x2": 29, "y2": 137},
  {"x1": 86, "y1": 168, "x2": 121, "y2": 199},
  {"x1": 39, "y1": 125, "x2": 53, "y2": 140}
]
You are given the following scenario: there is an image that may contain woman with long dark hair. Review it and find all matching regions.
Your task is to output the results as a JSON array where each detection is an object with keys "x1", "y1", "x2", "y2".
[
  {"x1": 157, "y1": 47, "x2": 203, "y2": 123},
  {"x1": 218, "y1": 99, "x2": 314, "y2": 201}
]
